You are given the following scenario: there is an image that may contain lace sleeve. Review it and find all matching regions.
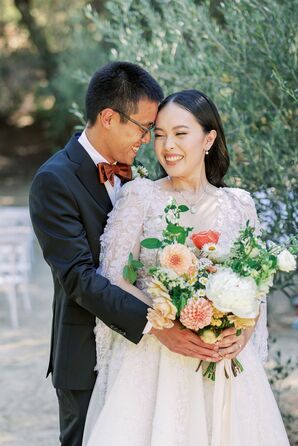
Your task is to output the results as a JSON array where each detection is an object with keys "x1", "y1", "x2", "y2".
[
  {"x1": 235, "y1": 189, "x2": 262, "y2": 235},
  {"x1": 231, "y1": 188, "x2": 268, "y2": 363},
  {"x1": 91, "y1": 179, "x2": 154, "y2": 406},
  {"x1": 99, "y1": 178, "x2": 153, "y2": 290}
]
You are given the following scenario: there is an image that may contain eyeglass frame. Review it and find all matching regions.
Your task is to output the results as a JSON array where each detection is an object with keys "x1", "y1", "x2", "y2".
[{"x1": 112, "y1": 108, "x2": 155, "y2": 138}]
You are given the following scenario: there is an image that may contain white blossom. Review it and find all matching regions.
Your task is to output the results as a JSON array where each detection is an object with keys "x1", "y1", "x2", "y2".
[
  {"x1": 277, "y1": 249, "x2": 296, "y2": 272},
  {"x1": 206, "y1": 267, "x2": 259, "y2": 318}
]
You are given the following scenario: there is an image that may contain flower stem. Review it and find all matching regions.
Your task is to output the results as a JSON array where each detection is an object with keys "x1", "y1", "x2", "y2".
[{"x1": 196, "y1": 360, "x2": 203, "y2": 373}]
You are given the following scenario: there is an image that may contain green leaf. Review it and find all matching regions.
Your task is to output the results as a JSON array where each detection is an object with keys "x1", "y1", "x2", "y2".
[
  {"x1": 127, "y1": 267, "x2": 137, "y2": 284},
  {"x1": 128, "y1": 252, "x2": 133, "y2": 265},
  {"x1": 166, "y1": 223, "x2": 184, "y2": 234},
  {"x1": 141, "y1": 238, "x2": 162, "y2": 249},
  {"x1": 123, "y1": 265, "x2": 131, "y2": 282},
  {"x1": 131, "y1": 260, "x2": 144, "y2": 269},
  {"x1": 123, "y1": 261, "x2": 139, "y2": 284},
  {"x1": 178, "y1": 205, "x2": 189, "y2": 212},
  {"x1": 177, "y1": 233, "x2": 186, "y2": 244}
]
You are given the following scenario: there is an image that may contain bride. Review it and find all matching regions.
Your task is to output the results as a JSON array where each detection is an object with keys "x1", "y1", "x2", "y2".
[{"x1": 82, "y1": 90, "x2": 290, "y2": 445}]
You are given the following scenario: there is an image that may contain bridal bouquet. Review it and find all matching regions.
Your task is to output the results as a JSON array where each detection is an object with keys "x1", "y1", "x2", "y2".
[{"x1": 123, "y1": 199, "x2": 297, "y2": 380}]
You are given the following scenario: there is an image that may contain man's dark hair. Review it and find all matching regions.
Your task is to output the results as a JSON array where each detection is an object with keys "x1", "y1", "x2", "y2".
[{"x1": 85, "y1": 61, "x2": 164, "y2": 125}]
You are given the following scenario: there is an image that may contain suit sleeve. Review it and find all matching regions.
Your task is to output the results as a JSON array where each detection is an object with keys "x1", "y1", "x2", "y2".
[{"x1": 29, "y1": 170, "x2": 149, "y2": 344}]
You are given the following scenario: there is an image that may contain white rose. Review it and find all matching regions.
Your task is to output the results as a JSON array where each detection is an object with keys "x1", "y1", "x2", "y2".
[
  {"x1": 206, "y1": 267, "x2": 259, "y2": 318},
  {"x1": 277, "y1": 249, "x2": 296, "y2": 272}
]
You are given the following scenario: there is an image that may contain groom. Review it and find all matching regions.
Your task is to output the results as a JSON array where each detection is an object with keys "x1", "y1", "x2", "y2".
[{"x1": 29, "y1": 61, "x2": 220, "y2": 446}]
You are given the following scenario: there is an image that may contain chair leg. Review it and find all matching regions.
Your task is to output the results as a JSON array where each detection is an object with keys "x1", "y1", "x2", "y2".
[
  {"x1": 7, "y1": 284, "x2": 19, "y2": 329},
  {"x1": 19, "y1": 282, "x2": 32, "y2": 311}
]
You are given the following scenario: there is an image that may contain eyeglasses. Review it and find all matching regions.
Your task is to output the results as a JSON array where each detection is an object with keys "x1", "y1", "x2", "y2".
[{"x1": 113, "y1": 109, "x2": 155, "y2": 138}]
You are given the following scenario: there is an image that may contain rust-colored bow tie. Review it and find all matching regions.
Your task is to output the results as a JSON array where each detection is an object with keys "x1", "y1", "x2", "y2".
[{"x1": 97, "y1": 162, "x2": 132, "y2": 187}]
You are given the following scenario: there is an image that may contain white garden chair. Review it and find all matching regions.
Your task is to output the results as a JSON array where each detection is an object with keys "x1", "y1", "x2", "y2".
[{"x1": 0, "y1": 207, "x2": 33, "y2": 328}]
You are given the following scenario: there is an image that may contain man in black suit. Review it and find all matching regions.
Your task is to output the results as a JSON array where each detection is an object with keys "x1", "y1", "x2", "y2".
[{"x1": 29, "y1": 61, "x2": 219, "y2": 446}]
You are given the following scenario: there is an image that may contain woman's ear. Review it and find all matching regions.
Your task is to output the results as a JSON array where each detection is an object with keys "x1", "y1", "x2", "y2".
[{"x1": 205, "y1": 130, "x2": 217, "y2": 151}]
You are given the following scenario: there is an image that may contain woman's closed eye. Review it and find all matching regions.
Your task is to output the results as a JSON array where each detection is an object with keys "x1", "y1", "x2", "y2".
[{"x1": 155, "y1": 132, "x2": 187, "y2": 138}]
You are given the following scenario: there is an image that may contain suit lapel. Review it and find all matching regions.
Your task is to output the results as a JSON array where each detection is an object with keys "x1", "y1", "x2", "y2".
[{"x1": 65, "y1": 134, "x2": 113, "y2": 214}]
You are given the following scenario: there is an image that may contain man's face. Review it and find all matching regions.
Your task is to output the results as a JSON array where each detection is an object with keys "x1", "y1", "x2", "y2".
[{"x1": 107, "y1": 98, "x2": 159, "y2": 165}]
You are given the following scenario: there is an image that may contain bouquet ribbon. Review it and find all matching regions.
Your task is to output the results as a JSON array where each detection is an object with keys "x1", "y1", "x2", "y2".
[{"x1": 211, "y1": 359, "x2": 242, "y2": 445}]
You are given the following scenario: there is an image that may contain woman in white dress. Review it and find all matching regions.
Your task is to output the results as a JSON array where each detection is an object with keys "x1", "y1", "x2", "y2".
[{"x1": 82, "y1": 90, "x2": 290, "y2": 446}]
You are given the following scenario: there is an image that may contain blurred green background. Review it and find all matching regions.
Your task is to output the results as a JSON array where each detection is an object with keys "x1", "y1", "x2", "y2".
[{"x1": 1, "y1": 0, "x2": 297, "y2": 287}]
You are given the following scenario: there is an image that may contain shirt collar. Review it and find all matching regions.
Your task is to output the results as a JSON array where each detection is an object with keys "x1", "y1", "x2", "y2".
[{"x1": 78, "y1": 130, "x2": 113, "y2": 166}]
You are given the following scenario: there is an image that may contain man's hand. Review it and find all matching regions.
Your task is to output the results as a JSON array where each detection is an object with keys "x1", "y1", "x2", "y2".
[
  {"x1": 149, "y1": 320, "x2": 222, "y2": 362},
  {"x1": 217, "y1": 326, "x2": 255, "y2": 359}
]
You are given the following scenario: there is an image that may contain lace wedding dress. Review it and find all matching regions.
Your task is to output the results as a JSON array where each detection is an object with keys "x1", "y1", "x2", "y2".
[{"x1": 82, "y1": 178, "x2": 289, "y2": 446}]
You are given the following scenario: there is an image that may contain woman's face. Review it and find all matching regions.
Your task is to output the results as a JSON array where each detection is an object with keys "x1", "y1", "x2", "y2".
[{"x1": 154, "y1": 102, "x2": 215, "y2": 179}]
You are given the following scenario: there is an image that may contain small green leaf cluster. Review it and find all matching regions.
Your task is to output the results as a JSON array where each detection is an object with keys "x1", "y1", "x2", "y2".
[
  {"x1": 197, "y1": 314, "x2": 234, "y2": 339},
  {"x1": 148, "y1": 267, "x2": 193, "y2": 293},
  {"x1": 171, "y1": 288, "x2": 192, "y2": 316},
  {"x1": 123, "y1": 253, "x2": 144, "y2": 284},
  {"x1": 224, "y1": 222, "x2": 297, "y2": 286},
  {"x1": 141, "y1": 199, "x2": 193, "y2": 250}
]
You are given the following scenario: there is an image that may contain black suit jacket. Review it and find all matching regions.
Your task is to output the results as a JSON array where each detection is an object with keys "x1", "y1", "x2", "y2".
[{"x1": 29, "y1": 134, "x2": 149, "y2": 390}]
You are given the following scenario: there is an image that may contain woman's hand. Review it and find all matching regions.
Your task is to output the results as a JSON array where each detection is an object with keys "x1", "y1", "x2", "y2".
[
  {"x1": 217, "y1": 326, "x2": 255, "y2": 359},
  {"x1": 150, "y1": 320, "x2": 222, "y2": 362}
]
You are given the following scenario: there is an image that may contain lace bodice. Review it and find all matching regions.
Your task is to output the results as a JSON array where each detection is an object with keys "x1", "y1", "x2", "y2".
[{"x1": 99, "y1": 177, "x2": 268, "y2": 362}]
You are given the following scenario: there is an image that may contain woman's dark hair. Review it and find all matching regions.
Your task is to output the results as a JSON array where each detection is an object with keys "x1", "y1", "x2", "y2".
[
  {"x1": 85, "y1": 61, "x2": 164, "y2": 125},
  {"x1": 157, "y1": 89, "x2": 230, "y2": 187}
]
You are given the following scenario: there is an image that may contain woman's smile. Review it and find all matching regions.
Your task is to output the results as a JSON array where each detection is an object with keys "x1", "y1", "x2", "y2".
[{"x1": 164, "y1": 153, "x2": 184, "y2": 165}]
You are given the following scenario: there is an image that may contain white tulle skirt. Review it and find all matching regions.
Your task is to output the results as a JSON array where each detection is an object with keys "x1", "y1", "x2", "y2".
[{"x1": 82, "y1": 325, "x2": 289, "y2": 446}]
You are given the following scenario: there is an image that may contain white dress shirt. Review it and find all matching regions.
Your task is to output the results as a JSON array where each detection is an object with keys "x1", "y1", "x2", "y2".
[
  {"x1": 78, "y1": 131, "x2": 151, "y2": 334},
  {"x1": 78, "y1": 130, "x2": 121, "y2": 205}
]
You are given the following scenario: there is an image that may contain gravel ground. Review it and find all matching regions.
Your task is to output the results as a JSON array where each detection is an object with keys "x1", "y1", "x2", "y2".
[
  {"x1": 0, "y1": 234, "x2": 297, "y2": 446},
  {"x1": 0, "y1": 241, "x2": 58, "y2": 446}
]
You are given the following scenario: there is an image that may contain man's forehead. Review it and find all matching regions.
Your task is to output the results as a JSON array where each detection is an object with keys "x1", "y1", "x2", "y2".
[{"x1": 132, "y1": 99, "x2": 159, "y2": 121}]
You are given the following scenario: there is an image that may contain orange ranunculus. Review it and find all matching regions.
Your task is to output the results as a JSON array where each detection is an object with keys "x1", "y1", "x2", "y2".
[
  {"x1": 191, "y1": 230, "x2": 220, "y2": 250},
  {"x1": 160, "y1": 243, "x2": 193, "y2": 275}
]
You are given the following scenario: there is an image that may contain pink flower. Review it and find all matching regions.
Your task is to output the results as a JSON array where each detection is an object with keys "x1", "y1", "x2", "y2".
[
  {"x1": 160, "y1": 243, "x2": 193, "y2": 275},
  {"x1": 180, "y1": 298, "x2": 213, "y2": 331}
]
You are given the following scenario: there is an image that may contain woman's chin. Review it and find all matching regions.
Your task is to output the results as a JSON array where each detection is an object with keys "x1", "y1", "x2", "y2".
[{"x1": 163, "y1": 166, "x2": 185, "y2": 178}]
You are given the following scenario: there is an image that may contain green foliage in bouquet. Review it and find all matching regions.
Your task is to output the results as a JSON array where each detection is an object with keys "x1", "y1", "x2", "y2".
[
  {"x1": 225, "y1": 222, "x2": 298, "y2": 286},
  {"x1": 141, "y1": 201, "x2": 192, "y2": 250},
  {"x1": 123, "y1": 252, "x2": 143, "y2": 284}
]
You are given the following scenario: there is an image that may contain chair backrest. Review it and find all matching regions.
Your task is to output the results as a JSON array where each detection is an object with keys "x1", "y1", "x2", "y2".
[
  {"x1": 0, "y1": 206, "x2": 31, "y2": 226},
  {"x1": 0, "y1": 207, "x2": 34, "y2": 283}
]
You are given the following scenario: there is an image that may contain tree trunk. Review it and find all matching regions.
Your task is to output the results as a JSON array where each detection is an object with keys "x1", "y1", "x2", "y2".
[{"x1": 13, "y1": 0, "x2": 56, "y2": 79}]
